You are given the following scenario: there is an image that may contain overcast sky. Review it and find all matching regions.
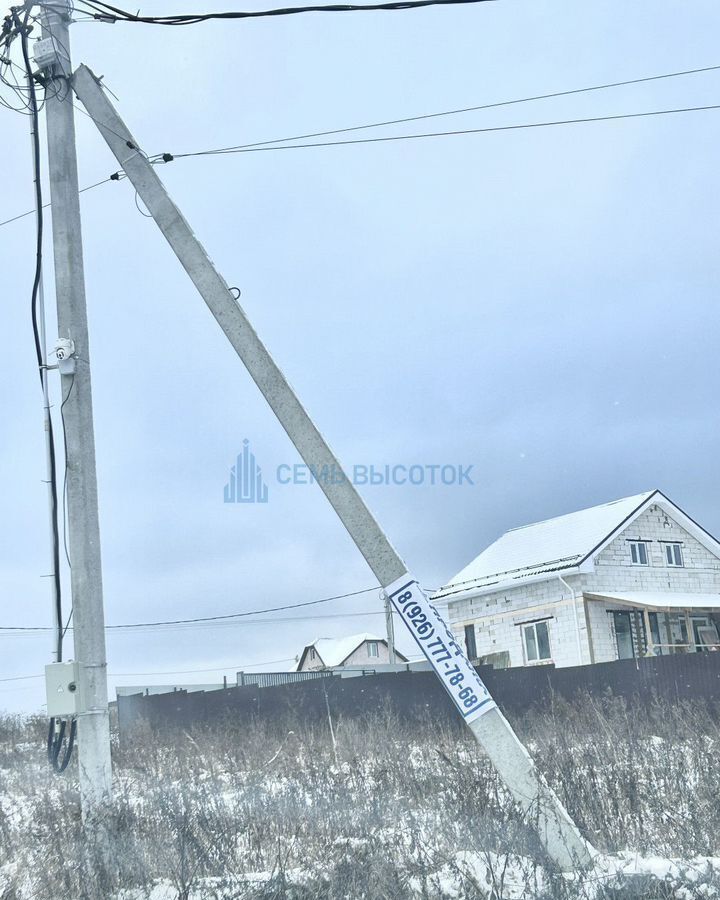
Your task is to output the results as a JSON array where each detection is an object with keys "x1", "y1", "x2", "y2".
[{"x1": 2, "y1": 0, "x2": 719, "y2": 712}]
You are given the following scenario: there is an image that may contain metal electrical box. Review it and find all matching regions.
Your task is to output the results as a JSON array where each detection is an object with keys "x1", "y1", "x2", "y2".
[
  {"x1": 32, "y1": 37, "x2": 62, "y2": 71},
  {"x1": 45, "y1": 662, "x2": 81, "y2": 717}
]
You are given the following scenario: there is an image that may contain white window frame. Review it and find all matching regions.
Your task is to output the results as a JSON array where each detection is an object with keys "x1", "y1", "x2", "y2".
[
  {"x1": 629, "y1": 540, "x2": 650, "y2": 566},
  {"x1": 664, "y1": 542, "x2": 684, "y2": 568},
  {"x1": 367, "y1": 641, "x2": 379, "y2": 658},
  {"x1": 521, "y1": 620, "x2": 553, "y2": 664}
]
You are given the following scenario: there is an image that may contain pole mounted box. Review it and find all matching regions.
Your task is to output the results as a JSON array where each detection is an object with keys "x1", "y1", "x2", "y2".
[
  {"x1": 45, "y1": 662, "x2": 83, "y2": 717},
  {"x1": 32, "y1": 37, "x2": 63, "y2": 72}
]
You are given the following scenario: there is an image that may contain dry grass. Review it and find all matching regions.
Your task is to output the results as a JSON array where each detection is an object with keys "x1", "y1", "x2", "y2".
[{"x1": 0, "y1": 696, "x2": 719, "y2": 899}]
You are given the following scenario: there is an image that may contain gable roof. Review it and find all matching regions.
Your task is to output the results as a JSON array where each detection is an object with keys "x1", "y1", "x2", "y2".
[
  {"x1": 297, "y1": 633, "x2": 408, "y2": 670},
  {"x1": 433, "y1": 489, "x2": 719, "y2": 602}
]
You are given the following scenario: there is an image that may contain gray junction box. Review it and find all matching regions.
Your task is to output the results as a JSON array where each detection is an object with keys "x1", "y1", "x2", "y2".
[{"x1": 45, "y1": 662, "x2": 82, "y2": 717}]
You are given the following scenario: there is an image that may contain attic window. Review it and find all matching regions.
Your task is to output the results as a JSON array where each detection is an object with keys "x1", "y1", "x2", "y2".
[
  {"x1": 629, "y1": 541, "x2": 649, "y2": 566},
  {"x1": 367, "y1": 641, "x2": 379, "y2": 658},
  {"x1": 309, "y1": 648, "x2": 317, "y2": 661},
  {"x1": 664, "y1": 543, "x2": 684, "y2": 567}
]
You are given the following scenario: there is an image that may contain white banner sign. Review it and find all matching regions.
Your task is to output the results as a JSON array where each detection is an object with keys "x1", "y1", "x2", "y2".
[{"x1": 385, "y1": 574, "x2": 496, "y2": 723}]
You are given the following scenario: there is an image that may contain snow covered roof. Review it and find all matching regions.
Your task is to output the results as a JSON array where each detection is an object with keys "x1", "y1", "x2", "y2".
[
  {"x1": 585, "y1": 591, "x2": 720, "y2": 610},
  {"x1": 297, "y1": 632, "x2": 410, "y2": 670},
  {"x1": 312, "y1": 633, "x2": 382, "y2": 667},
  {"x1": 434, "y1": 491, "x2": 657, "y2": 600}
]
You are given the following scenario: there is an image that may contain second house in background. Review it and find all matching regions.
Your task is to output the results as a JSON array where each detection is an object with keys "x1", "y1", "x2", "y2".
[
  {"x1": 296, "y1": 633, "x2": 408, "y2": 671},
  {"x1": 434, "y1": 490, "x2": 720, "y2": 669}
]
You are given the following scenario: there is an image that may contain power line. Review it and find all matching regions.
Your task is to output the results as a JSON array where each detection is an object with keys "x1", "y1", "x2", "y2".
[
  {"x1": 173, "y1": 103, "x2": 720, "y2": 158},
  {"x1": 3, "y1": 62, "x2": 720, "y2": 231},
  {"x1": 0, "y1": 607, "x2": 388, "y2": 636},
  {"x1": 76, "y1": 0, "x2": 496, "y2": 25},
  {"x1": 0, "y1": 656, "x2": 299, "y2": 683},
  {"x1": 0, "y1": 586, "x2": 381, "y2": 632},
  {"x1": 0, "y1": 177, "x2": 114, "y2": 228},
  {"x1": 109, "y1": 585, "x2": 380, "y2": 627},
  {"x1": 3, "y1": 102, "x2": 718, "y2": 229},
  {"x1": 124, "y1": 607, "x2": 386, "y2": 631},
  {"x1": 112, "y1": 657, "x2": 296, "y2": 676},
  {"x1": 170, "y1": 63, "x2": 720, "y2": 156},
  {"x1": 12, "y1": 3, "x2": 66, "y2": 666},
  {"x1": 0, "y1": 673, "x2": 44, "y2": 683}
]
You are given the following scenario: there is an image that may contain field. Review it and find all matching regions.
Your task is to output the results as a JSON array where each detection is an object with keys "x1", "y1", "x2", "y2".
[{"x1": 1, "y1": 694, "x2": 719, "y2": 899}]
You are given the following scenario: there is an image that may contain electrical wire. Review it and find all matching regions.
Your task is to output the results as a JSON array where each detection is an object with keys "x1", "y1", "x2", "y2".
[
  {"x1": 59, "y1": 372, "x2": 75, "y2": 570},
  {"x1": 5, "y1": 2, "x2": 76, "y2": 775},
  {"x1": 3, "y1": 102, "x2": 719, "y2": 230},
  {"x1": 3, "y1": 62, "x2": 720, "y2": 231},
  {"x1": 47, "y1": 717, "x2": 76, "y2": 773},
  {"x1": 0, "y1": 607, "x2": 389, "y2": 636},
  {"x1": 172, "y1": 103, "x2": 720, "y2": 158},
  {"x1": 0, "y1": 586, "x2": 381, "y2": 634},
  {"x1": 105, "y1": 586, "x2": 381, "y2": 628},
  {"x1": 0, "y1": 177, "x2": 116, "y2": 229},
  {"x1": 170, "y1": 63, "x2": 720, "y2": 156},
  {"x1": 0, "y1": 4, "x2": 40, "y2": 114},
  {"x1": 75, "y1": 0, "x2": 495, "y2": 24},
  {"x1": 13, "y1": 4, "x2": 64, "y2": 667},
  {"x1": 112, "y1": 657, "x2": 296, "y2": 676},
  {"x1": 0, "y1": 655, "x2": 300, "y2": 683},
  {"x1": 0, "y1": 673, "x2": 45, "y2": 683}
]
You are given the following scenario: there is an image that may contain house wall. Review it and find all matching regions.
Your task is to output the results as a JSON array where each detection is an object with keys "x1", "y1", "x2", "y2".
[
  {"x1": 582, "y1": 506, "x2": 720, "y2": 661},
  {"x1": 586, "y1": 506, "x2": 720, "y2": 593},
  {"x1": 343, "y1": 640, "x2": 392, "y2": 667},
  {"x1": 447, "y1": 574, "x2": 591, "y2": 669},
  {"x1": 300, "y1": 640, "x2": 393, "y2": 671},
  {"x1": 299, "y1": 651, "x2": 325, "y2": 672},
  {"x1": 447, "y1": 504, "x2": 720, "y2": 669},
  {"x1": 584, "y1": 599, "x2": 620, "y2": 663}
]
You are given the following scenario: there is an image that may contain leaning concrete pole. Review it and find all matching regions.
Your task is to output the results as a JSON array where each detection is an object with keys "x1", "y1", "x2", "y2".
[
  {"x1": 73, "y1": 64, "x2": 592, "y2": 869},
  {"x1": 40, "y1": 8, "x2": 112, "y2": 811}
]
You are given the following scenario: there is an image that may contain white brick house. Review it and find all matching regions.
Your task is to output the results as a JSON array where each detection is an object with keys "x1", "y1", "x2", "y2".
[
  {"x1": 433, "y1": 491, "x2": 720, "y2": 669},
  {"x1": 296, "y1": 633, "x2": 408, "y2": 671}
]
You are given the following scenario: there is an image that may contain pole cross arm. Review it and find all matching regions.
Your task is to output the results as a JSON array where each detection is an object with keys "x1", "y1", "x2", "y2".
[{"x1": 71, "y1": 63, "x2": 594, "y2": 871}]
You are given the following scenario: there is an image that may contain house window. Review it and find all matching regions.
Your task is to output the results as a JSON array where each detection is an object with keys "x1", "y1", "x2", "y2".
[
  {"x1": 464, "y1": 624, "x2": 477, "y2": 660},
  {"x1": 309, "y1": 648, "x2": 316, "y2": 661},
  {"x1": 664, "y1": 543, "x2": 683, "y2": 567},
  {"x1": 522, "y1": 620, "x2": 552, "y2": 663},
  {"x1": 629, "y1": 541, "x2": 649, "y2": 566},
  {"x1": 367, "y1": 641, "x2": 379, "y2": 658}
]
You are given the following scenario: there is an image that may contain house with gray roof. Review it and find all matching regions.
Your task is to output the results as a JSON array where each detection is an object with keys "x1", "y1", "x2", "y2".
[{"x1": 433, "y1": 490, "x2": 720, "y2": 669}]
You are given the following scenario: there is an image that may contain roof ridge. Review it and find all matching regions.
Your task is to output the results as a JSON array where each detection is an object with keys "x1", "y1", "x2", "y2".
[{"x1": 505, "y1": 490, "x2": 655, "y2": 534}]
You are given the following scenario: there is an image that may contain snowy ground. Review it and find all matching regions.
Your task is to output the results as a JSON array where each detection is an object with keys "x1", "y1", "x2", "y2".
[{"x1": 1, "y1": 696, "x2": 719, "y2": 898}]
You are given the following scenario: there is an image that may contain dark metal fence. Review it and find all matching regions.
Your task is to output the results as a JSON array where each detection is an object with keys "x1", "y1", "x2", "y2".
[
  {"x1": 117, "y1": 652, "x2": 720, "y2": 738},
  {"x1": 236, "y1": 670, "x2": 336, "y2": 688}
]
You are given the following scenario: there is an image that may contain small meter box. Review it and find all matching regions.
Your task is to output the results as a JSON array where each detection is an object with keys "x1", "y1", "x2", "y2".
[
  {"x1": 45, "y1": 662, "x2": 81, "y2": 717},
  {"x1": 32, "y1": 37, "x2": 61, "y2": 71}
]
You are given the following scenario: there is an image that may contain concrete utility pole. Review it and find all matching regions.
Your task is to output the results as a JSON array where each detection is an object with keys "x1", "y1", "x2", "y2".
[
  {"x1": 40, "y1": 4, "x2": 112, "y2": 812},
  {"x1": 73, "y1": 64, "x2": 593, "y2": 869}
]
